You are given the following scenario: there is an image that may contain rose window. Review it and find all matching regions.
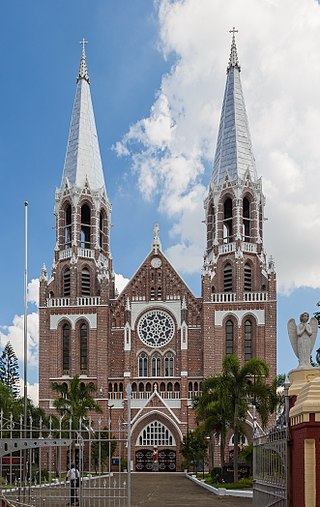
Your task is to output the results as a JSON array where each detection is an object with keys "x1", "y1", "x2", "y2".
[{"x1": 138, "y1": 310, "x2": 174, "y2": 347}]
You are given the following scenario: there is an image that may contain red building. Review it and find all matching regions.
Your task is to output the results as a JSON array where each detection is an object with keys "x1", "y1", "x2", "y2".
[{"x1": 39, "y1": 34, "x2": 276, "y2": 471}]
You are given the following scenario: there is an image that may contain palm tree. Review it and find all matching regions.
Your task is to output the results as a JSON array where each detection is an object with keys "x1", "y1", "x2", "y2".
[
  {"x1": 221, "y1": 354, "x2": 271, "y2": 482},
  {"x1": 194, "y1": 375, "x2": 231, "y2": 470},
  {"x1": 52, "y1": 376, "x2": 103, "y2": 468},
  {"x1": 51, "y1": 375, "x2": 102, "y2": 429}
]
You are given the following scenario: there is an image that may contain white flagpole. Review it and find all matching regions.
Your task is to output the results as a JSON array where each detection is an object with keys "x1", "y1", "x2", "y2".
[{"x1": 23, "y1": 201, "x2": 28, "y2": 431}]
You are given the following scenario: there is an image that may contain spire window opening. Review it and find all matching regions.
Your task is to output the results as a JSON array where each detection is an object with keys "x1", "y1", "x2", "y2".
[
  {"x1": 80, "y1": 204, "x2": 91, "y2": 249},
  {"x1": 223, "y1": 198, "x2": 233, "y2": 243},
  {"x1": 245, "y1": 320, "x2": 252, "y2": 361},
  {"x1": 226, "y1": 320, "x2": 234, "y2": 354},
  {"x1": 224, "y1": 263, "x2": 233, "y2": 292},
  {"x1": 64, "y1": 205, "x2": 72, "y2": 249},
  {"x1": 62, "y1": 323, "x2": 70, "y2": 372},
  {"x1": 139, "y1": 352, "x2": 148, "y2": 377},
  {"x1": 99, "y1": 209, "x2": 107, "y2": 254},
  {"x1": 80, "y1": 323, "x2": 88, "y2": 371},
  {"x1": 81, "y1": 268, "x2": 91, "y2": 296},
  {"x1": 157, "y1": 287, "x2": 162, "y2": 300},
  {"x1": 150, "y1": 287, "x2": 155, "y2": 301},
  {"x1": 243, "y1": 197, "x2": 251, "y2": 242},
  {"x1": 244, "y1": 264, "x2": 252, "y2": 292},
  {"x1": 63, "y1": 269, "x2": 71, "y2": 297}
]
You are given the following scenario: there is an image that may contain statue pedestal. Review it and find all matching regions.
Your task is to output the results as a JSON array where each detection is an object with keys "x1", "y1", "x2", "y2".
[{"x1": 288, "y1": 367, "x2": 320, "y2": 506}]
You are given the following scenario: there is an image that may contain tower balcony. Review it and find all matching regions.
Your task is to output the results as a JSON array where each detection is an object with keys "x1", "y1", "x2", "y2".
[
  {"x1": 58, "y1": 247, "x2": 95, "y2": 261},
  {"x1": 211, "y1": 291, "x2": 268, "y2": 303},
  {"x1": 218, "y1": 241, "x2": 257, "y2": 255},
  {"x1": 46, "y1": 296, "x2": 101, "y2": 307}
]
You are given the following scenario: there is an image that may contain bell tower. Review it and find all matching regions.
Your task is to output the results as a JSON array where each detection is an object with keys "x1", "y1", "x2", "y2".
[
  {"x1": 39, "y1": 42, "x2": 114, "y2": 412},
  {"x1": 202, "y1": 29, "x2": 276, "y2": 379}
]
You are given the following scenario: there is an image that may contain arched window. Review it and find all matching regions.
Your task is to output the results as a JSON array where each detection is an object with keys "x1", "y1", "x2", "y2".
[
  {"x1": 152, "y1": 354, "x2": 161, "y2": 377},
  {"x1": 226, "y1": 320, "x2": 234, "y2": 354},
  {"x1": 167, "y1": 382, "x2": 173, "y2": 392},
  {"x1": 174, "y1": 382, "x2": 180, "y2": 392},
  {"x1": 243, "y1": 197, "x2": 250, "y2": 241},
  {"x1": 150, "y1": 287, "x2": 155, "y2": 300},
  {"x1": 244, "y1": 263, "x2": 252, "y2": 292},
  {"x1": 99, "y1": 209, "x2": 107, "y2": 253},
  {"x1": 139, "y1": 352, "x2": 148, "y2": 377},
  {"x1": 245, "y1": 320, "x2": 252, "y2": 361},
  {"x1": 62, "y1": 323, "x2": 70, "y2": 371},
  {"x1": 139, "y1": 382, "x2": 144, "y2": 392},
  {"x1": 136, "y1": 421, "x2": 176, "y2": 447},
  {"x1": 81, "y1": 268, "x2": 91, "y2": 296},
  {"x1": 65, "y1": 204, "x2": 72, "y2": 249},
  {"x1": 160, "y1": 382, "x2": 165, "y2": 392},
  {"x1": 80, "y1": 204, "x2": 91, "y2": 249},
  {"x1": 146, "y1": 382, "x2": 151, "y2": 392},
  {"x1": 132, "y1": 383, "x2": 137, "y2": 392},
  {"x1": 224, "y1": 263, "x2": 233, "y2": 292},
  {"x1": 63, "y1": 268, "x2": 71, "y2": 297},
  {"x1": 164, "y1": 353, "x2": 174, "y2": 376},
  {"x1": 223, "y1": 198, "x2": 233, "y2": 243},
  {"x1": 157, "y1": 287, "x2": 162, "y2": 300},
  {"x1": 80, "y1": 323, "x2": 88, "y2": 371}
]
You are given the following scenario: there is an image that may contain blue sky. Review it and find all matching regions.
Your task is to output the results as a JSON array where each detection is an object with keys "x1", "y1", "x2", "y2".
[{"x1": 1, "y1": 0, "x2": 320, "y2": 402}]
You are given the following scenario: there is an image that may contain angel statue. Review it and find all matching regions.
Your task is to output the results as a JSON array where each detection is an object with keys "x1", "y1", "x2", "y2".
[{"x1": 287, "y1": 312, "x2": 318, "y2": 369}]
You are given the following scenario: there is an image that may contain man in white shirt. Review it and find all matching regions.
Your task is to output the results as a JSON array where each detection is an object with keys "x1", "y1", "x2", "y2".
[{"x1": 67, "y1": 463, "x2": 79, "y2": 505}]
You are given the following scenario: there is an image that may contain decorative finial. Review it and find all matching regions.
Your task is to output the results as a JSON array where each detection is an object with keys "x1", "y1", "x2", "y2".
[
  {"x1": 77, "y1": 38, "x2": 90, "y2": 84},
  {"x1": 227, "y1": 27, "x2": 241, "y2": 73},
  {"x1": 40, "y1": 263, "x2": 48, "y2": 282}
]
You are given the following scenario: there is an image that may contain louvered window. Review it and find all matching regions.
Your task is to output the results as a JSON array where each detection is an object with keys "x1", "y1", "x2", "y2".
[
  {"x1": 245, "y1": 320, "x2": 252, "y2": 361},
  {"x1": 224, "y1": 264, "x2": 233, "y2": 292},
  {"x1": 63, "y1": 269, "x2": 71, "y2": 296},
  {"x1": 80, "y1": 324, "x2": 88, "y2": 371},
  {"x1": 62, "y1": 324, "x2": 70, "y2": 371},
  {"x1": 244, "y1": 264, "x2": 252, "y2": 292},
  {"x1": 81, "y1": 268, "x2": 90, "y2": 296},
  {"x1": 226, "y1": 320, "x2": 234, "y2": 354}
]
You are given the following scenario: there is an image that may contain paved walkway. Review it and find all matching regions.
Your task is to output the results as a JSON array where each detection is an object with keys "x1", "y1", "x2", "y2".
[{"x1": 131, "y1": 473, "x2": 252, "y2": 507}]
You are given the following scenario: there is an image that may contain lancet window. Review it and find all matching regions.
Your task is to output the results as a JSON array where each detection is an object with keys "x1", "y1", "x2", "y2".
[
  {"x1": 223, "y1": 198, "x2": 233, "y2": 243},
  {"x1": 244, "y1": 263, "x2": 252, "y2": 292},
  {"x1": 152, "y1": 354, "x2": 161, "y2": 377},
  {"x1": 63, "y1": 268, "x2": 71, "y2": 297},
  {"x1": 139, "y1": 352, "x2": 148, "y2": 377},
  {"x1": 80, "y1": 204, "x2": 91, "y2": 249},
  {"x1": 164, "y1": 352, "x2": 174, "y2": 376},
  {"x1": 64, "y1": 204, "x2": 72, "y2": 249},
  {"x1": 99, "y1": 209, "x2": 107, "y2": 253},
  {"x1": 81, "y1": 268, "x2": 91, "y2": 296},
  {"x1": 243, "y1": 197, "x2": 251, "y2": 241}
]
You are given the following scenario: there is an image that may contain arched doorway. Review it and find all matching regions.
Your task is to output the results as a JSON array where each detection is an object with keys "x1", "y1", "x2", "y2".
[{"x1": 134, "y1": 420, "x2": 177, "y2": 472}]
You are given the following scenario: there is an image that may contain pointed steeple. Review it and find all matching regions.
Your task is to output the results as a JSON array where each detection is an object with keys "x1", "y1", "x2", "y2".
[
  {"x1": 61, "y1": 40, "x2": 107, "y2": 193},
  {"x1": 211, "y1": 28, "x2": 257, "y2": 186}
]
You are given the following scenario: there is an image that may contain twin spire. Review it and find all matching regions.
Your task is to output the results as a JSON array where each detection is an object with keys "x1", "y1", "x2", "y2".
[{"x1": 61, "y1": 39, "x2": 107, "y2": 194}]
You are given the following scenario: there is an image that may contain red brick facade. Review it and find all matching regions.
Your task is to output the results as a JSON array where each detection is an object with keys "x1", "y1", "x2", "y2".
[{"x1": 38, "y1": 44, "x2": 277, "y2": 471}]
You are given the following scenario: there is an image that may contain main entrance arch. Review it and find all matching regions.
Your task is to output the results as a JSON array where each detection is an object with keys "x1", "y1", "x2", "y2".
[{"x1": 133, "y1": 415, "x2": 180, "y2": 472}]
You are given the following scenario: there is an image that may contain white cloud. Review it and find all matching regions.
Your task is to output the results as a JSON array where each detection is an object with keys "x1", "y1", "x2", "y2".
[
  {"x1": 115, "y1": 273, "x2": 130, "y2": 294},
  {"x1": 27, "y1": 278, "x2": 39, "y2": 306},
  {"x1": 116, "y1": 0, "x2": 320, "y2": 293},
  {"x1": 0, "y1": 312, "x2": 39, "y2": 368},
  {"x1": 19, "y1": 380, "x2": 39, "y2": 406}
]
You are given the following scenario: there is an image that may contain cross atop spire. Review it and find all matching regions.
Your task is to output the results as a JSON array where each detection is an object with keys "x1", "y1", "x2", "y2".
[
  {"x1": 78, "y1": 38, "x2": 90, "y2": 83},
  {"x1": 227, "y1": 27, "x2": 240, "y2": 72}
]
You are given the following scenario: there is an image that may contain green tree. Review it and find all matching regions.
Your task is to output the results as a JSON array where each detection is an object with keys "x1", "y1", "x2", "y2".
[
  {"x1": 180, "y1": 427, "x2": 207, "y2": 472},
  {"x1": 221, "y1": 354, "x2": 272, "y2": 483},
  {"x1": 51, "y1": 375, "x2": 102, "y2": 430},
  {"x1": 0, "y1": 342, "x2": 20, "y2": 397},
  {"x1": 194, "y1": 375, "x2": 231, "y2": 470}
]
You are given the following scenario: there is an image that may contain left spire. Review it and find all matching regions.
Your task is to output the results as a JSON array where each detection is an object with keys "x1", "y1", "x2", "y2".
[{"x1": 61, "y1": 40, "x2": 107, "y2": 193}]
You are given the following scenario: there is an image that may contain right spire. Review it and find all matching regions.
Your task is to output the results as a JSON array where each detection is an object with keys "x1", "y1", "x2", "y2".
[{"x1": 210, "y1": 28, "x2": 257, "y2": 186}]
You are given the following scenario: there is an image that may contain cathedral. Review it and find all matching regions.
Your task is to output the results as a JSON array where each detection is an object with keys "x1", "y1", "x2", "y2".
[{"x1": 39, "y1": 33, "x2": 276, "y2": 471}]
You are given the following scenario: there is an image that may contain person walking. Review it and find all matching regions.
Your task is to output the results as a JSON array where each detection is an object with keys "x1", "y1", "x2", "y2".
[{"x1": 67, "y1": 463, "x2": 80, "y2": 505}]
